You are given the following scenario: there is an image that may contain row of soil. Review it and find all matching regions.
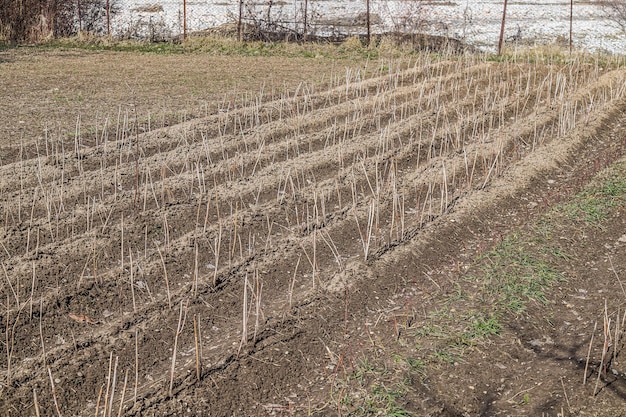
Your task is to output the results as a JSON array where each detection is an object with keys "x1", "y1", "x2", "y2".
[{"x1": 1, "y1": 57, "x2": 624, "y2": 416}]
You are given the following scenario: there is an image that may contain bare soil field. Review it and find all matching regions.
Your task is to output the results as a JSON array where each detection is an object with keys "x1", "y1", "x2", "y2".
[{"x1": 1, "y1": 45, "x2": 626, "y2": 416}]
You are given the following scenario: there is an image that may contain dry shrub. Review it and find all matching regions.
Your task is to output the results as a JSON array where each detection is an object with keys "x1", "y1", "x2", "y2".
[
  {"x1": 602, "y1": 0, "x2": 626, "y2": 32},
  {"x1": 0, "y1": 0, "x2": 118, "y2": 43},
  {"x1": 0, "y1": 0, "x2": 45, "y2": 43},
  {"x1": 340, "y1": 35, "x2": 364, "y2": 50}
]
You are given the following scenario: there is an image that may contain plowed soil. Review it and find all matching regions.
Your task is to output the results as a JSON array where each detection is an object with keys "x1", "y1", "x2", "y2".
[{"x1": 1, "y1": 47, "x2": 626, "y2": 416}]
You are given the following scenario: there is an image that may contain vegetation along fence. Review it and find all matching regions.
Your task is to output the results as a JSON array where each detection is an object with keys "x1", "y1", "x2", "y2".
[
  {"x1": 1, "y1": 0, "x2": 476, "y2": 46},
  {"x1": 1, "y1": 0, "x2": 625, "y2": 53}
]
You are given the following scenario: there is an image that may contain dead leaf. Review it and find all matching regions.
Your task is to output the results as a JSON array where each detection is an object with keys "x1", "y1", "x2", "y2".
[{"x1": 68, "y1": 313, "x2": 99, "y2": 324}]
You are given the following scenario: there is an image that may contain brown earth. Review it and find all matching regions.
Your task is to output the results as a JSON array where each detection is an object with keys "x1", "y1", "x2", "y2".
[{"x1": 1, "y1": 45, "x2": 626, "y2": 416}]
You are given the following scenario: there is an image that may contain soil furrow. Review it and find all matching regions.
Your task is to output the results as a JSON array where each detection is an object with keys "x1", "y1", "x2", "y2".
[{"x1": 3, "y1": 49, "x2": 626, "y2": 417}]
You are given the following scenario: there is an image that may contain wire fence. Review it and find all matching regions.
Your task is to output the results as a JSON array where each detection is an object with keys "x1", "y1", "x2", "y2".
[
  {"x1": 108, "y1": 0, "x2": 457, "y2": 44},
  {"x1": 5, "y1": 0, "x2": 623, "y2": 54}
]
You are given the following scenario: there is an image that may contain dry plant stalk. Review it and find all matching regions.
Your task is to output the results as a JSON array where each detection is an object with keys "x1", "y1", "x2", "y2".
[
  {"x1": 116, "y1": 369, "x2": 129, "y2": 417},
  {"x1": 238, "y1": 274, "x2": 249, "y2": 357},
  {"x1": 154, "y1": 241, "x2": 172, "y2": 309},
  {"x1": 253, "y1": 270, "x2": 263, "y2": 344},
  {"x1": 194, "y1": 314, "x2": 202, "y2": 381},
  {"x1": 213, "y1": 226, "x2": 223, "y2": 287},
  {"x1": 134, "y1": 329, "x2": 139, "y2": 403},
  {"x1": 47, "y1": 366, "x2": 63, "y2": 417},
  {"x1": 594, "y1": 300, "x2": 611, "y2": 396},
  {"x1": 134, "y1": 103, "x2": 140, "y2": 210},
  {"x1": 608, "y1": 255, "x2": 626, "y2": 298},
  {"x1": 288, "y1": 255, "x2": 301, "y2": 309},
  {"x1": 584, "y1": 321, "x2": 597, "y2": 385},
  {"x1": 129, "y1": 248, "x2": 136, "y2": 312},
  {"x1": 103, "y1": 352, "x2": 113, "y2": 417},
  {"x1": 33, "y1": 388, "x2": 41, "y2": 417},
  {"x1": 108, "y1": 356, "x2": 119, "y2": 417},
  {"x1": 169, "y1": 299, "x2": 187, "y2": 395},
  {"x1": 193, "y1": 239, "x2": 199, "y2": 296}
]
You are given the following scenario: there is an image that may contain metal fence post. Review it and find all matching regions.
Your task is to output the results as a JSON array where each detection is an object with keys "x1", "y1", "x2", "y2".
[
  {"x1": 569, "y1": 0, "x2": 573, "y2": 53},
  {"x1": 497, "y1": 0, "x2": 508, "y2": 55}
]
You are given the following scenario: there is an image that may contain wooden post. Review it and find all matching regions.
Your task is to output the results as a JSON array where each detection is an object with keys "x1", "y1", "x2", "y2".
[
  {"x1": 106, "y1": 0, "x2": 110, "y2": 36},
  {"x1": 569, "y1": 0, "x2": 573, "y2": 53},
  {"x1": 77, "y1": 0, "x2": 82, "y2": 32},
  {"x1": 183, "y1": 0, "x2": 187, "y2": 40},
  {"x1": 497, "y1": 0, "x2": 508, "y2": 55},
  {"x1": 238, "y1": 0, "x2": 243, "y2": 41},
  {"x1": 303, "y1": 0, "x2": 308, "y2": 41},
  {"x1": 366, "y1": 0, "x2": 371, "y2": 46},
  {"x1": 266, "y1": 0, "x2": 273, "y2": 31}
]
